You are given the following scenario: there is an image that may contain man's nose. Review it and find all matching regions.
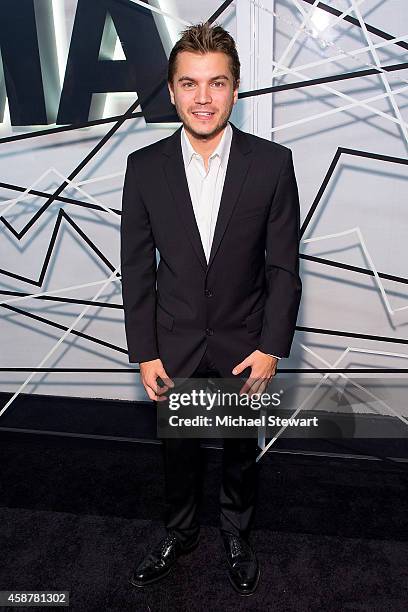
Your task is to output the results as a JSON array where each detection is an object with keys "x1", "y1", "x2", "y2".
[{"x1": 194, "y1": 86, "x2": 212, "y2": 104}]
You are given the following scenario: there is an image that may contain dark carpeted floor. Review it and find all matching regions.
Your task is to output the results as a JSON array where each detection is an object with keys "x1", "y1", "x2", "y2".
[{"x1": 0, "y1": 433, "x2": 407, "y2": 611}]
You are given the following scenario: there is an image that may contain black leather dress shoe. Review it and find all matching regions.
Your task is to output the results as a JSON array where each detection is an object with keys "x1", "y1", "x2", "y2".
[
  {"x1": 129, "y1": 531, "x2": 199, "y2": 587},
  {"x1": 222, "y1": 532, "x2": 260, "y2": 595}
]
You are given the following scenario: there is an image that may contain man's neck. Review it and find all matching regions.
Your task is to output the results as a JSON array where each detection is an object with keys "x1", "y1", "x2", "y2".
[{"x1": 184, "y1": 124, "x2": 227, "y2": 161}]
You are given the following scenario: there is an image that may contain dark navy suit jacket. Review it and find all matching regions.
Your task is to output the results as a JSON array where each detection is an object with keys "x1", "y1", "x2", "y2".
[{"x1": 120, "y1": 121, "x2": 302, "y2": 379}]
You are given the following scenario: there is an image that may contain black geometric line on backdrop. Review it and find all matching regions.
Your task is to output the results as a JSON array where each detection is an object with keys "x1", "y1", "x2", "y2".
[
  {"x1": 301, "y1": 254, "x2": 408, "y2": 286},
  {"x1": 0, "y1": 0, "x2": 234, "y2": 240},
  {"x1": 0, "y1": 209, "x2": 119, "y2": 286},
  {"x1": 1, "y1": 368, "x2": 140, "y2": 372},
  {"x1": 2, "y1": 303, "x2": 127, "y2": 355},
  {"x1": 0, "y1": 290, "x2": 121, "y2": 309},
  {"x1": 209, "y1": 0, "x2": 235, "y2": 21},
  {"x1": 0, "y1": 111, "x2": 142, "y2": 145},
  {"x1": 0, "y1": 180, "x2": 121, "y2": 215},
  {"x1": 1, "y1": 59, "x2": 407, "y2": 146},
  {"x1": 300, "y1": 147, "x2": 408, "y2": 238},
  {"x1": 239, "y1": 61, "x2": 408, "y2": 100},
  {"x1": 296, "y1": 326, "x2": 408, "y2": 346},
  {"x1": 2, "y1": 368, "x2": 408, "y2": 373}
]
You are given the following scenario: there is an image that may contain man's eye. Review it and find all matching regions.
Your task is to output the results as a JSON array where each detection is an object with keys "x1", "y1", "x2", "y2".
[
  {"x1": 182, "y1": 82, "x2": 194, "y2": 88},
  {"x1": 212, "y1": 81, "x2": 224, "y2": 87}
]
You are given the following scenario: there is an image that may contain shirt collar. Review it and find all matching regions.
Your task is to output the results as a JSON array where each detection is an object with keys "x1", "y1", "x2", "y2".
[{"x1": 181, "y1": 121, "x2": 233, "y2": 169}]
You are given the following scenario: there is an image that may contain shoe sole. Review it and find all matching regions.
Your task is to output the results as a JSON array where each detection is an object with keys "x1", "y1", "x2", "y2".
[
  {"x1": 129, "y1": 537, "x2": 200, "y2": 588},
  {"x1": 226, "y1": 565, "x2": 260, "y2": 596}
]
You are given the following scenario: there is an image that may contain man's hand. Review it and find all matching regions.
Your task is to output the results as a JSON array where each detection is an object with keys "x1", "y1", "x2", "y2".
[
  {"x1": 139, "y1": 358, "x2": 174, "y2": 401},
  {"x1": 232, "y1": 350, "x2": 278, "y2": 396}
]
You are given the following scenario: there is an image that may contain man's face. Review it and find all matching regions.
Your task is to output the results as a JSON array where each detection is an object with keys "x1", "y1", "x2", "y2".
[{"x1": 168, "y1": 51, "x2": 239, "y2": 140}]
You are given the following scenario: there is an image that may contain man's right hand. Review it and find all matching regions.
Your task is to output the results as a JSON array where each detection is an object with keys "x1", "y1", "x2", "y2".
[{"x1": 139, "y1": 358, "x2": 174, "y2": 401}]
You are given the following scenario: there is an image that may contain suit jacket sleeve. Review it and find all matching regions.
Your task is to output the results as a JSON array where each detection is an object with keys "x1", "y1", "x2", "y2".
[
  {"x1": 258, "y1": 148, "x2": 302, "y2": 358},
  {"x1": 120, "y1": 153, "x2": 159, "y2": 364}
]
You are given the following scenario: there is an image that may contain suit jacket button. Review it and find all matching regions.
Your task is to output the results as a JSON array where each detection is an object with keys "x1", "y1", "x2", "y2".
[
  {"x1": 205, "y1": 328, "x2": 214, "y2": 336},
  {"x1": 204, "y1": 289, "x2": 213, "y2": 297}
]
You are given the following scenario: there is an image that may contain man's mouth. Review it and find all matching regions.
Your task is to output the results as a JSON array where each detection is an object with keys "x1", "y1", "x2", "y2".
[{"x1": 191, "y1": 111, "x2": 215, "y2": 120}]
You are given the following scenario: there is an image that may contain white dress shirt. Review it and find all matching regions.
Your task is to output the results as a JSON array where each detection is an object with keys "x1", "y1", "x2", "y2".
[
  {"x1": 181, "y1": 122, "x2": 232, "y2": 262},
  {"x1": 180, "y1": 123, "x2": 281, "y2": 361}
]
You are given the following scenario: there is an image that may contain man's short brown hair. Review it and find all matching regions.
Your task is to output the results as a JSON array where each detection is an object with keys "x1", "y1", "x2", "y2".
[{"x1": 167, "y1": 21, "x2": 241, "y2": 89}]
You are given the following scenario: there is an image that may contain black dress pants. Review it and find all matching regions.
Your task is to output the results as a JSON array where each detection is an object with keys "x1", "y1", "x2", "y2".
[{"x1": 159, "y1": 345, "x2": 259, "y2": 545}]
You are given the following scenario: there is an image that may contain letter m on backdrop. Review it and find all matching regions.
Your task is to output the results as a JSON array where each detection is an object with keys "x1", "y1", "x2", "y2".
[{"x1": 0, "y1": 0, "x2": 177, "y2": 126}]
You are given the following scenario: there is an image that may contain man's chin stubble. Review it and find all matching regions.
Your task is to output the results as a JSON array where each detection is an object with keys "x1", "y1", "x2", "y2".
[{"x1": 182, "y1": 115, "x2": 230, "y2": 141}]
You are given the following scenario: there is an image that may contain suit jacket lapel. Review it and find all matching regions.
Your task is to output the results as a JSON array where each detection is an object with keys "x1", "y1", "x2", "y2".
[
  {"x1": 207, "y1": 123, "x2": 252, "y2": 270},
  {"x1": 162, "y1": 121, "x2": 253, "y2": 273},
  {"x1": 162, "y1": 126, "x2": 207, "y2": 270}
]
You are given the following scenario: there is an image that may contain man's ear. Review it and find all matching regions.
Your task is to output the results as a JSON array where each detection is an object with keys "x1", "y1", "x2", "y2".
[
  {"x1": 167, "y1": 82, "x2": 175, "y2": 105},
  {"x1": 233, "y1": 80, "x2": 240, "y2": 104}
]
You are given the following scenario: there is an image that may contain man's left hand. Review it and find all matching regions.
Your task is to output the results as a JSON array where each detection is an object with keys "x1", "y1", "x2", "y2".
[{"x1": 232, "y1": 350, "x2": 278, "y2": 396}]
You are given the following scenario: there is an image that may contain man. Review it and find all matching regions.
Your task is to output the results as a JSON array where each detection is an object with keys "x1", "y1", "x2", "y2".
[{"x1": 120, "y1": 22, "x2": 302, "y2": 596}]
